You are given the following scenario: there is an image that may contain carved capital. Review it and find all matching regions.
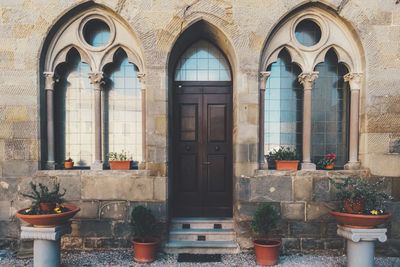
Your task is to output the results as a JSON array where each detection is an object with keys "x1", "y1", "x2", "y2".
[
  {"x1": 43, "y1": 72, "x2": 59, "y2": 91},
  {"x1": 344, "y1": 72, "x2": 363, "y2": 91},
  {"x1": 259, "y1": 71, "x2": 271, "y2": 91},
  {"x1": 89, "y1": 72, "x2": 105, "y2": 90},
  {"x1": 298, "y1": 72, "x2": 319, "y2": 90},
  {"x1": 137, "y1": 72, "x2": 146, "y2": 84}
]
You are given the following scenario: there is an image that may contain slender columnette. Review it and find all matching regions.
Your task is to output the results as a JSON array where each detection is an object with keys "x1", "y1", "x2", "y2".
[
  {"x1": 44, "y1": 72, "x2": 57, "y2": 170},
  {"x1": 344, "y1": 73, "x2": 362, "y2": 170},
  {"x1": 138, "y1": 72, "x2": 147, "y2": 169},
  {"x1": 258, "y1": 71, "x2": 271, "y2": 169},
  {"x1": 298, "y1": 72, "x2": 319, "y2": 170}
]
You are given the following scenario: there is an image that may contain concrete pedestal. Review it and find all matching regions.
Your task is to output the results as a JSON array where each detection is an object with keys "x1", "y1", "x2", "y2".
[
  {"x1": 337, "y1": 225, "x2": 387, "y2": 267},
  {"x1": 20, "y1": 224, "x2": 71, "y2": 267}
]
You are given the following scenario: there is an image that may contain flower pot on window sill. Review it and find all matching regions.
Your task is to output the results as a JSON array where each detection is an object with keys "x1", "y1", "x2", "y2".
[
  {"x1": 64, "y1": 161, "x2": 74, "y2": 169},
  {"x1": 323, "y1": 164, "x2": 335, "y2": 170},
  {"x1": 275, "y1": 160, "x2": 299, "y2": 171},
  {"x1": 109, "y1": 160, "x2": 131, "y2": 170}
]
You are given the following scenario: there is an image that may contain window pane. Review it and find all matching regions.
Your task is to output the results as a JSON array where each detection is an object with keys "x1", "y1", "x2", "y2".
[
  {"x1": 103, "y1": 49, "x2": 142, "y2": 163},
  {"x1": 295, "y1": 19, "x2": 321, "y2": 47},
  {"x1": 264, "y1": 49, "x2": 303, "y2": 158},
  {"x1": 54, "y1": 49, "x2": 94, "y2": 167},
  {"x1": 174, "y1": 40, "x2": 231, "y2": 81},
  {"x1": 312, "y1": 49, "x2": 349, "y2": 168}
]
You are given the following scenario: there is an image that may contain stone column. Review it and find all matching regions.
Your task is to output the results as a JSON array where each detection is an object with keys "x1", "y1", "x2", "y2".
[
  {"x1": 298, "y1": 72, "x2": 318, "y2": 170},
  {"x1": 337, "y1": 225, "x2": 387, "y2": 267},
  {"x1": 258, "y1": 71, "x2": 271, "y2": 170},
  {"x1": 89, "y1": 72, "x2": 105, "y2": 170},
  {"x1": 344, "y1": 73, "x2": 363, "y2": 170},
  {"x1": 20, "y1": 224, "x2": 72, "y2": 267},
  {"x1": 138, "y1": 72, "x2": 147, "y2": 169},
  {"x1": 44, "y1": 72, "x2": 58, "y2": 170}
]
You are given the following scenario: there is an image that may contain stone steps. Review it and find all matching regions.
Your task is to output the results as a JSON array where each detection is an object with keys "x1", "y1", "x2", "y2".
[{"x1": 164, "y1": 217, "x2": 239, "y2": 254}]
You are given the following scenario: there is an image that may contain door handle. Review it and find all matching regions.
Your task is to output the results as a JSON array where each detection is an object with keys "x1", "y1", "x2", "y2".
[{"x1": 202, "y1": 162, "x2": 211, "y2": 165}]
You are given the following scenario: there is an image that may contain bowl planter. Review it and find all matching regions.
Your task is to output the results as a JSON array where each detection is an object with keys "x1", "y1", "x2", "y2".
[
  {"x1": 16, "y1": 204, "x2": 80, "y2": 227},
  {"x1": 275, "y1": 160, "x2": 299, "y2": 171},
  {"x1": 329, "y1": 210, "x2": 392, "y2": 229},
  {"x1": 64, "y1": 161, "x2": 74, "y2": 169},
  {"x1": 132, "y1": 238, "x2": 159, "y2": 263},
  {"x1": 109, "y1": 160, "x2": 131, "y2": 170},
  {"x1": 254, "y1": 239, "x2": 281, "y2": 266}
]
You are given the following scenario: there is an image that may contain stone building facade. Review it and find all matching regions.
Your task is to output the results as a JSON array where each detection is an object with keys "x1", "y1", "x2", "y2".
[{"x1": 0, "y1": 0, "x2": 399, "y2": 256}]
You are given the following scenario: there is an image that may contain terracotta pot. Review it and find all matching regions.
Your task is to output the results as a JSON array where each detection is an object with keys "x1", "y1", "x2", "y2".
[
  {"x1": 16, "y1": 204, "x2": 80, "y2": 227},
  {"x1": 329, "y1": 210, "x2": 392, "y2": 228},
  {"x1": 275, "y1": 160, "x2": 299, "y2": 171},
  {"x1": 39, "y1": 202, "x2": 56, "y2": 213},
  {"x1": 343, "y1": 198, "x2": 365, "y2": 213},
  {"x1": 254, "y1": 239, "x2": 281, "y2": 266},
  {"x1": 109, "y1": 160, "x2": 131, "y2": 170},
  {"x1": 132, "y1": 238, "x2": 159, "y2": 263},
  {"x1": 64, "y1": 161, "x2": 74, "y2": 169},
  {"x1": 324, "y1": 164, "x2": 334, "y2": 170}
]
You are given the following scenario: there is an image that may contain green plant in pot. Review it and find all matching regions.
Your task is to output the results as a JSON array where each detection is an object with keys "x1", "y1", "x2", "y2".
[
  {"x1": 267, "y1": 146, "x2": 299, "y2": 171},
  {"x1": 329, "y1": 177, "x2": 392, "y2": 228},
  {"x1": 108, "y1": 150, "x2": 132, "y2": 170},
  {"x1": 251, "y1": 203, "x2": 281, "y2": 266},
  {"x1": 131, "y1": 205, "x2": 160, "y2": 263},
  {"x1": 16, "y1": 181, "x2": 80, "y2": 227}
]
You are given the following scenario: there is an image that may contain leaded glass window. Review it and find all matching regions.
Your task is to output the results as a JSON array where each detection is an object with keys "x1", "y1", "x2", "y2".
[
  {"x1": 264, "y1": 49, "x2": 303, "y2": 158},
  {"x1": 55, "y1": 49, "x2": 94, "y2": 167},
  {"x1": 312, "y1": 49, "x2": 349, "y2": 167},
  {"x1": 175, "y1": 40, "x2": 231, "y2": 81},
  {"x1": 103, "y1": 49, "x2": 142, "y2": 162}
]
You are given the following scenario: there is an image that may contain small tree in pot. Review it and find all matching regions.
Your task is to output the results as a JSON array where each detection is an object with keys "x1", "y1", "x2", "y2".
[
  {"x1": 251, "y1": 203, "x2": 281, "y2": 266},
  {"x1": 131, "y1": 206, "x2": 160, "y2": 263}
]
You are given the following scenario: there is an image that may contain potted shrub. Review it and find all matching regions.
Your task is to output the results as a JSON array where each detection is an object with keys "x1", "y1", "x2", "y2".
[
  {"x1": 267, "y1": 146, "x2": 299, "y2": 171},
  {"x1": 16, "y1": 181, "x2": 80, "y2": 227},
  {"x1": 108, "y1": 151, "x2": 132, "y2": 170},
  {"x1": 251, "y1": 203, "x2": 281, "y2": 266},
  {"x1": 317, "y1": 152, "x2": 336, "y2": 170},
  {"x1": 131, "y1": 206, "x2": 159, "y2": 263},
  {"x1": 64, "y1": 157, "x2": 74, "y2": 169},
  {"x1": 329, "y1": 177, "x2": 392, "y2": 228}
]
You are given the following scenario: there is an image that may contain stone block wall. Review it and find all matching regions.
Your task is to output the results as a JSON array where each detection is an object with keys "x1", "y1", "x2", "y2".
[
  {"x1": 235, "y1": 170, "x2": 400, "y2": 256},
  {"x1": 0, "y1": 170, "x2": 167, "y2": 250}
]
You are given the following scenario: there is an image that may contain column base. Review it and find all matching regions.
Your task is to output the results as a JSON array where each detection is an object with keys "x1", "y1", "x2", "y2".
[
  {"x1": 301, "y1": 162, "x2": 316, "y2": 170},
  {"x1": 344, "y1": 161, "x2": 361, "y2": 170},
  {"x1": 45, "y1": 161, "x2": 56, "y2": 170},
  {"x1": 90, "y1": 161, "x2": 104, "y2": 170},
  {"x1": 258, "y1": 161, "x2": 269, "y2": 170}
]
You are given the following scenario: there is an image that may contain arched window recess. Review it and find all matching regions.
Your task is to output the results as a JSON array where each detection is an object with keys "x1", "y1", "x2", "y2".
[
  {"x1": 42, "y1": 6, "x2": 145, "y2": 170},
  {"x1": 259, "y1": 6, "x2": 363, "y2": 171}
]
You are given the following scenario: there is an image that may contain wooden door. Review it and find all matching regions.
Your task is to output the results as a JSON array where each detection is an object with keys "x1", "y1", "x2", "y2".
[{"x1": 173, "y1": 82, "x2": 232, "y2": 217}]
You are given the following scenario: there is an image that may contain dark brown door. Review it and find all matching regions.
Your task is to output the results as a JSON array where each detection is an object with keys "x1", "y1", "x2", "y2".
[{"x1": 173, "y1": 82, "x2": 232, "y2": 217}]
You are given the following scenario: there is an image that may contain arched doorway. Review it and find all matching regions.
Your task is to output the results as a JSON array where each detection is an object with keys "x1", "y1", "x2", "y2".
[{"x1": 171, "y1": 40, "x2": 233, "y2": 217}]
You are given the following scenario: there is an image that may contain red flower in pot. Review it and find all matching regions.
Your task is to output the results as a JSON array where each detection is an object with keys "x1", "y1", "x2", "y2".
[{"x1": 317, "y1": 152, "x2": 336, "y2": 170}]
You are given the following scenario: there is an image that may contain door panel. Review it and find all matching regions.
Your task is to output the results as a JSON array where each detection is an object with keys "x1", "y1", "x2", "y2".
[{"x1": 173, "y1": 83, "x2": 232, "y2": 217}]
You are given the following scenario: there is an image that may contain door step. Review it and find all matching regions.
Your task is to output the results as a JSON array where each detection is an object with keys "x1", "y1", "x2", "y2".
[{"x1": 164, "y1": 218, "x2": 239, "y2": 254}]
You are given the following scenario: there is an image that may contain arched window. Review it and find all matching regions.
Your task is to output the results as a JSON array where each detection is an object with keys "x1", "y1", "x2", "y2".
[
  {"x1": 265, "y1": 49, "x2": 303, "y2": 156},
  {"x1": 54, "y1": 49, "x2": 94, "y2": 167},
  {"x1": 312, "y1": 49, "x2": 349, "y2": 167},
  {"x1": 103, "y1": 49, "x2": 142, "y2": 162},
  {"x1": 42, "y1": 7, "x2": 144, "y2": 169},
  {"x1": 175, "y1": 40, "x2": 231, "y2": 81}
]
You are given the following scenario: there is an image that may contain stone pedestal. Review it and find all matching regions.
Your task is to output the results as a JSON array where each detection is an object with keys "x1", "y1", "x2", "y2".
[
  {"x1": 20, "y1": 224, "x2": 71, "y2": 267},
  {"x1": 337, "y1": 225, "x2": 387, "y2": 267}
]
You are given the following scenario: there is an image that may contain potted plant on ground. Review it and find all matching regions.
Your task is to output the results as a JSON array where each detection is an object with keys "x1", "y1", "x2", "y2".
[
  {"x1": 131, "y1": 205, "x2": 160, "y2": 263},
  {"x1": 16, "y1": 181, "x2": 80, "y2": 227},
  {"x1": 251, "y1": 203, "x2": 281, "y2": 266},
  {"x1": 317, "y1": 152, "x2": 336, "y2": 170},
  {"x1": 329, "y1": 177, "x2": 392, "y2": 228},
  {"x1": 108, "y1": 150, "x2": 132, "y2": 170},
  {"x1": 64, "y1": 157, "x2": 74, "y2": 169},
  {"x1": 267, "y1": 146, "x2": 299, "y2": 171}
]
